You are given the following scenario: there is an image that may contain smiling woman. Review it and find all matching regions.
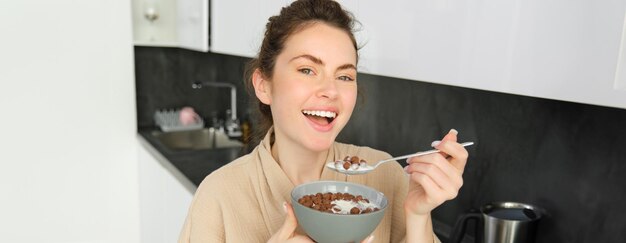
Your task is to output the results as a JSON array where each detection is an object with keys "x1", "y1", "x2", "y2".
[
  {"x1": 253, "y1": 22, "x2": 358, "y2": 152},
  {"x1": 177, "y1": 0, "x2": 468, "y2": 242},
  {"x1": 244, "y1": 3, "x2": 360, "y2": 145}
]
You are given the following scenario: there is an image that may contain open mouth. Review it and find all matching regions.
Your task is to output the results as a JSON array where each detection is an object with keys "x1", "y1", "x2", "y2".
[{"x1": 302, "y1": 110, "x2": 337, "y2": 126}]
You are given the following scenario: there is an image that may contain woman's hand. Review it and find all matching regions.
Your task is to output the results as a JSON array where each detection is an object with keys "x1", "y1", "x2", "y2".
[
  {"x1": 268, "y1": 202, "x2": 375, "y2": 243},
  {"x1": 268, "y1": 202, "x2": 315, "y2": 243},
  {"x1": 404, "y1": 129, "x2": 469, "y2": 216}
]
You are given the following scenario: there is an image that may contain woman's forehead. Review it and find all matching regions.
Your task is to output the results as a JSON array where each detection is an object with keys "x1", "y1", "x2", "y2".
[{"x1": 279, "y1": 22, "x2": 357, "y2": 66}]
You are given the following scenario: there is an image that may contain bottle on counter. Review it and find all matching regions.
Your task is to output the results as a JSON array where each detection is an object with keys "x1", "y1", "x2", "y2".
[{"x1": 241, "y1": 114, "x2": 251, "y2": 144}]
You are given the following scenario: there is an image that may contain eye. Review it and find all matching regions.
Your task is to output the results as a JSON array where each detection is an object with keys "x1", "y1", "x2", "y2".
[
  {"x1": 298, "y1": 68, "x2": 314, "y2": 75},
  {"x1": 338, "y1": 75, "x2": 355, "y2": 82}
]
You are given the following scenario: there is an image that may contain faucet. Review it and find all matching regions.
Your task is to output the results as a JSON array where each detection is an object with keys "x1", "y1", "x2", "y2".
[{"x1": 192, "y1": 81, "x2": 242, "y2": 137}]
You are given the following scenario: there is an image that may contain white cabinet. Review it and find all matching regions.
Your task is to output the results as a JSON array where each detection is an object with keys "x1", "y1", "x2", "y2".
[
  {"x1": 138, "y1": 139, "x2": 194, "y2": 243},
  {"x1": 209, "y1": 0, "x2": 626, "y2": 108},
  {"x1": 210, "y1": 0, "x2": 290, "y2": 57},
  {"x1": 177, "y1": 0, "x2": 210, "y2": 51},
  {"x1": 344, "y1": 0, "x2": 626, "y2": 109},
  {"x1": 132, "y1": 0, "x2": 209, "y2": 52},
  {"x1": 132, "y1": 0, "x2": 177, "y2": 47},
  {"x1": 613, "y1": 17, "x2": 626, "y2": 93}
]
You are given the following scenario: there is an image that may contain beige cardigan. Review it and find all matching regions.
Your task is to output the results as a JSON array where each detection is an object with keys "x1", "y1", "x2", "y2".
[{"x1": 178, "y1": 131, "x2": 441, "y2": 243}]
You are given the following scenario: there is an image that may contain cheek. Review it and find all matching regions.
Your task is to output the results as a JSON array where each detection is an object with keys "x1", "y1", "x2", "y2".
[
  {"x1": 269, "y1": 80, "x2": 309, "y2": 114},
  {"x1": 273, "y1": 82, "x2": 307, "y2": 103},
  {"x1": 342, "y1": 86, "x2": 358, "y2": 109}
]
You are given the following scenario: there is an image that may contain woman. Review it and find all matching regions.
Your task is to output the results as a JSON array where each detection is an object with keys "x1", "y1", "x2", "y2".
[{"x1": 178, "y1": 0, "x2": 468, "y2": 242}]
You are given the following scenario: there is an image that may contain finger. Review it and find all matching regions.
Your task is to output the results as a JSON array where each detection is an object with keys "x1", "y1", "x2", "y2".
[
  {"x1": 276, "y1": 202, "x2": 299, "y2": 240},
  {"x1": 406, "y1": 158, "x2": 462, "y2": 192},
  {"x1": 360, "y1": 235, "x2": 375, "y2": 243},
  {"x1": 405, "y1": 161, "x2": 459, "y2": 199},
  {"x1": 434, "y1": 129, "x2": 458, "y2": 157},
  {"x1": 406, "y1": 153, "x2": 463, "y2": 187},
  {"x1": 441, "y1": 128, "x2": 459, "y2": 142},
  {"x1": 407, "y1": 129, "x2": 457, "y2": 165},
  {"x1": 430, "y1": 129, "x2": 459, "y2": 148},
  {"x1": 410, "y1": 172, "x2": 448, "y2": 205},
  {"x1": 435, "y1": 140, "x2": 469, "y2": 172},
  {"x1": 290, "y1": 235, "x2": 316, "y2": 242},
  {"x1": 405, "y1": 162, "x2": 451, "y2": 190}
]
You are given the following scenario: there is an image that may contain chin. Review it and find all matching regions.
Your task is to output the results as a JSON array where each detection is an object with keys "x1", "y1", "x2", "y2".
[{"x1": 305, "y1": 137, "x2": 336, "y2": 152}]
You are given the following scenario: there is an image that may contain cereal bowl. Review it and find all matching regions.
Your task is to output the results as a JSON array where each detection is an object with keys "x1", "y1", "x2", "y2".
[{"x1": 291, "y1": 181, "x2": 388, "y2": 243}]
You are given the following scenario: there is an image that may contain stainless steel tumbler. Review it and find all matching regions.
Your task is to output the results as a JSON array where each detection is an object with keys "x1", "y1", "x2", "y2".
[{"x1": 450, "y1": 201, "x2": 543, "y2": 243}]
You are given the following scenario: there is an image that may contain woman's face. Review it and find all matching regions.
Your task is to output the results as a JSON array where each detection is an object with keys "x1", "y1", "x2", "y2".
[{"x1": 261, "y1": 22, "x2": 358, "y2": 152}]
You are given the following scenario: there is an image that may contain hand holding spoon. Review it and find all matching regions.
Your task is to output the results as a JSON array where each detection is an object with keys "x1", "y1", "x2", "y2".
[{"x1": 326, "y1": 142, "x2": 474, "y2": 175}]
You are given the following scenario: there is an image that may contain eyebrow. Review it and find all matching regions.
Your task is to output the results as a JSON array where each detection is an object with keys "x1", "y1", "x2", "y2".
[
  {"x1": 336, "y1": 63, "x2": 357, "y2": 71},
  {"x1": 290, "y1": 54, "x2": 357, "y2": 71},
  {"x1": 290, "y1": 54, "x2": 324, "y2": 65}
]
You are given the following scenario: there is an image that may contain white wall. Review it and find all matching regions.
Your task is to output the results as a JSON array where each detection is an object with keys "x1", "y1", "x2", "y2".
[{"x1": 0, "y1": 1, "x2": 139, "y2": 242}]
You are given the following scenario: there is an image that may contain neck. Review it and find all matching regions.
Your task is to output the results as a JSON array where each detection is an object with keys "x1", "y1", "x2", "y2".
[{"x1": 271, "y1": 131, "x2": 329, "y2": 186}]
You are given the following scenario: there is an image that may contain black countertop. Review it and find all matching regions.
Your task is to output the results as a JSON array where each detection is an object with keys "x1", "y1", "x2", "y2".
[{"x1": 138, "y1": 128, "x2": 250, "y2": 186}]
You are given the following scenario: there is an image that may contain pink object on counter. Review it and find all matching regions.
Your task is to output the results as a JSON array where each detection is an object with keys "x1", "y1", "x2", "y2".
[{"x1": 179, "y1": 107, "x2": 200, "y2": 125}]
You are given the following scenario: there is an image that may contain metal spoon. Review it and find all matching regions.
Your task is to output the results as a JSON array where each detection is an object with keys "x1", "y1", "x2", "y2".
[{"x1": 326, "y1": 142, "x2": 474, "y2": 175}]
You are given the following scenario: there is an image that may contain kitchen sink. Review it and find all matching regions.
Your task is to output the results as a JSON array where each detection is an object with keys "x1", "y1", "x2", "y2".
[{"x1": 151, "y1": 128, "x2": 243, "y2": 151}]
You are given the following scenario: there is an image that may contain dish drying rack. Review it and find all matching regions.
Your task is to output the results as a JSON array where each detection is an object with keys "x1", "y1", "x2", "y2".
[{"x1": 154, "y1": 109, "x2": 204, "y2": 132}]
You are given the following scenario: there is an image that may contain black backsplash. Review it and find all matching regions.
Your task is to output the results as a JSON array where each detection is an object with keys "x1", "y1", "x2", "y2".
[
  {"x1": 134, "y1": 47, "x2": 253, "y2": 128},
  {"x1": 135, "y1": 47, "x2": 626, "y2": 243}
]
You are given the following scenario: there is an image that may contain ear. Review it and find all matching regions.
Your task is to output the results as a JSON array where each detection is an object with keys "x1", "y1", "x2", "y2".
[{"x1": 252, "y1": 69, "x2": 272, "y2": 105}]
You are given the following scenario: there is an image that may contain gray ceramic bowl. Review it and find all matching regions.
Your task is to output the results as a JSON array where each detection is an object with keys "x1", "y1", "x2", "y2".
[{"x1": 291, "y1": 181, "x2": 388, "y2": 243}]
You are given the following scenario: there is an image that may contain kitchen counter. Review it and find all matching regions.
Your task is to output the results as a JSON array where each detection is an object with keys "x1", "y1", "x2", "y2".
[{"x1": 137, "y1": 128, "x2": 250, "y2": 189}]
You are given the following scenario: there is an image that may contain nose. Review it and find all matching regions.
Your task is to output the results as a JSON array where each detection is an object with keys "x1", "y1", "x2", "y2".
[{"x1": 316, "y1": 76, "x2": 339, "y2": 99}]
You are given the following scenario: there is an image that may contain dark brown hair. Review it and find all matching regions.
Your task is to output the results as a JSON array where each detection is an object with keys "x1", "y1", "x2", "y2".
[{"x1": 244, "y1": 0, "x2": 359, "y2": 143}]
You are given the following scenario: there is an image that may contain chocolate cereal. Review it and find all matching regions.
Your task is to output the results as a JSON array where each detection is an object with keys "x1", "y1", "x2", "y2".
[
  {"x1": 334, "y1": 156, "x2": 369, "y2": 172},
  {"x1": 297, "y1": 192, "x2": 380, "y2": 215}
]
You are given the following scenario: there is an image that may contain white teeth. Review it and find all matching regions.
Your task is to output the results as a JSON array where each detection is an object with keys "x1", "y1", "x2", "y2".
[{"x1": 303, "y1": 110, "x2": 337, "y2": 118}]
